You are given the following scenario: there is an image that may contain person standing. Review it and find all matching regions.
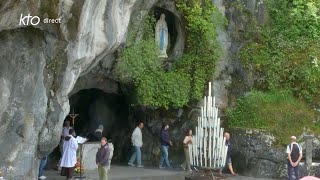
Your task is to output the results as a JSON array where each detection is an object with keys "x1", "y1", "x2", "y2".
[
  {"x1": 128, "y1": 122, "x2": 144, "y2": 168},
  {"x1": 181, "y1": 129, "x2": 192, "y2": 172},
  {"x1": 62, "y1": 120, "x2": 74, "y2": 138},
  {"x1": 96, "y1": 137, "x2": 110, "y2": 180},
  {"x1": 94, "y1": 124, "x2": 104, "y2": 141},
  {"x1": 159, "y1": 123, "x2": 173, "y2": 169},
  {"x1": 287, "y1": 136, "x2": 302, "y2": 180},
  {"x1": 58, "y1": 120, "x2": 74, "y2": 170},
  {"x1": 219, "y1": 132, "x2": 237, "y2": 176},
  {"x1": 107, "y1": 139, "x2": 114, "y2": 170},
  {"x1": 60, "y1": 129, "x2": 78, "y2": 180},
  {"x1": 61, "y1": 121, "x2": 74, "y2": 151},
  {"x1": 38, "y1": 156, "x2": 48, "y2": 179}
]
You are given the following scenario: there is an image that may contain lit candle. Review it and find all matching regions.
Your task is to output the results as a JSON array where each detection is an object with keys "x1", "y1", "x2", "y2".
[
  {"x1": 208, "y1": 96, "x2": 211, "y2": 117},
  {"x1": 204, "y1": 130, "x2": 207, "y2": 167},
  {"x1": 204, "y1": 96, "x2": 207, "y2": 117},
  {"x1": 196, "y1": 131, "x2": 199, "y2": 166},
  {"x1": 209, "y1": 125, "x2": 212, "y2": 167},
  {"x1": 189, "y1": 140, "x2": 192, "y2": 165},
  {"x1": 209, "y1": 82, "x2": 211, "y2": 97},
  {"x1": 201, "y1": 108, "x2": 203, "y2": 127}
]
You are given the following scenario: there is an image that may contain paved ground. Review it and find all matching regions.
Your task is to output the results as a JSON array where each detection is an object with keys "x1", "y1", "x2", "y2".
[
  {"x1": 46, "y1": 165, "x2": 185, "y2": 180},
  {"x1": 45, "y1": 165, "x2": 275, "y2": 180}
]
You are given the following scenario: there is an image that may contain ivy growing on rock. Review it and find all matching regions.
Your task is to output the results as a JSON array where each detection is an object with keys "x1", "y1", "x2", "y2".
[
  {"x1": 114, "y1": 1, "x2": 225, "y2": 109},
  {"x1": 226, "y1": 0, "x2": 320, "y2": 143},
  {"x1": 114, "y1": 13, "x2": 190, "y2": 108},
  {"x1": 175, "y1": 0, "x2": 225, "y2": 100},
  {"x1": 237, "y1": 0, "x2": 320, "y2": 107}
]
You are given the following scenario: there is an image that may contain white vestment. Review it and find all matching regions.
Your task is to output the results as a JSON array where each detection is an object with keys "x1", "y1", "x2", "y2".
[
  {"x1": 109, "y1": 142, "x2": 114, "y2": 159},
  {"x1": 60, "y1": 135, "x2": 78, "y2": 167}
]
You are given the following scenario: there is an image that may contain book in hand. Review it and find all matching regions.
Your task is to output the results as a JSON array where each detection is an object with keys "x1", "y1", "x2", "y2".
[{"x1": 75, "y1": 136, "x2": 88, "y2": 144}]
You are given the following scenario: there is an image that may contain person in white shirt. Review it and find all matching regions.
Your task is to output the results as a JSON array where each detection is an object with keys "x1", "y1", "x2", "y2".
[
  {"x1": 107, "y1": 139, "x2": 114, "y2": 169},
  {"x1": 286, "y1": 136, "x2": 302, "y2": 180},
  {"x1": 128, "y1": 122, "x2": 144, "y2": 168},
  {"x1": 60, "y1": 129, "x2": 78, "y2": 180}
]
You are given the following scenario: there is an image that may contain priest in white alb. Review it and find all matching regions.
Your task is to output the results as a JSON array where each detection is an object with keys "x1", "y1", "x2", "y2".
[{"x1": 60, "y1": 129, "x2": 78, "y2": 179}]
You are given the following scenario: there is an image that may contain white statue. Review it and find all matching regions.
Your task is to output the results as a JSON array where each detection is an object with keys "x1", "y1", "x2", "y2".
[{"x1": 155, "y1": 14, "x2": 168, "y2": 58}]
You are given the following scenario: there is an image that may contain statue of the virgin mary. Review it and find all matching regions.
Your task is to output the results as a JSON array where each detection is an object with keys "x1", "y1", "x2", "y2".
[{"x1": 155, "y1": 14, "x2": 168, "y2": 58}]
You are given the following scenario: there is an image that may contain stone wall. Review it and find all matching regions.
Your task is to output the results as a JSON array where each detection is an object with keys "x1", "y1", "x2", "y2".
[
  {"x1": 230, "y1": 128, "x2": 320, "y2": 179},
  {"x1": 229, "y1": 128, "x2": 288, "y2": 179},
  {"x1": 0, "y1": 0, "x2": 160, "y2": 179}
]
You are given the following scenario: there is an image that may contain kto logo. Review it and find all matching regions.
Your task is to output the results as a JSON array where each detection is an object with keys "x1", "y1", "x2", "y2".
[{"x1": 19, "y1": 14, "x2": 40, "y2": 25}]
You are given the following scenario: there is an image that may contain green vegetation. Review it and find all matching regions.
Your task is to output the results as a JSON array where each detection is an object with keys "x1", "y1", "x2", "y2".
[
  {"x1": 114, "y1": 0, "x2": 225, "y2": 108},
  {"x1": 39, "y1": 0, "x2": 60, "y2": 19},
  {"x1": 227, "y1": 91, "x2": 319, "y2": 145},
  {"x1": 175, "y1": 0, "x2": 225, "y2": 100},
  {"x1": 114, "y1": 14, "x2": 190, "y2": 108},
  {"x1": 238, "y1": 0, "x2": 320, "y2": 106},
  {"x1": 227, "y1": 0, "x2": 320, "y2": 143}
]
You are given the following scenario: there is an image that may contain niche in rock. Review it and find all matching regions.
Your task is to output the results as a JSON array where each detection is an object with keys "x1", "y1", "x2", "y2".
[
  {"x1": 153, "y1": 7, "x2": 179, "y2": 59},
  {"x1": 67, "y1": 89, "x2": 130, "y2": 144}
]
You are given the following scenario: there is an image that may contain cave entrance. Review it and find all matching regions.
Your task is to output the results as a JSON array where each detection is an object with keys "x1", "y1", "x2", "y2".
[
  {"x1": 69, "y1": 89, "x2": 129, "y2": 137},
  {"x1": 68, "y1": 88, "x2": 132, "y2": 162}
]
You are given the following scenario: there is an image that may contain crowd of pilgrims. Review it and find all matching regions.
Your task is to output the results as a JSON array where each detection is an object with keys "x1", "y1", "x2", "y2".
[{"x1": 37, "y1": 120, "x2": 235, "y2": 180}]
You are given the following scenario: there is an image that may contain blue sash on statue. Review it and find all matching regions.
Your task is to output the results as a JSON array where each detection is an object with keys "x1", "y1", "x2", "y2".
[{"x1": 160, "y1": 27, "x2": 165, "y2": 50}]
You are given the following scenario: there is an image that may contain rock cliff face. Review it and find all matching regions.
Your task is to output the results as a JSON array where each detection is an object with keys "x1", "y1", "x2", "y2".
[
  {"x1": 0, "y1": 0, "x2": 292, "y2": 179},
  {"x1": 230, "y1": 129, "x2": 288, "y2": 179},
  {"x1": 0, "y1": 0, "x2": 159, "y2": 179},
  {"x1": 211, "y1": 0, "x2": 268, "y2": 108}
]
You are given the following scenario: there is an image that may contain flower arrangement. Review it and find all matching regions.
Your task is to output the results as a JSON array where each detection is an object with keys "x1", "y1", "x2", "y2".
[{"x1": 74, "y1": 157, "x2": 84, "y2": 174}]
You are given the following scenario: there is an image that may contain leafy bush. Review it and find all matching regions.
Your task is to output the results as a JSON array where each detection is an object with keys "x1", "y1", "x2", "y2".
[
  {"x1": 236, "y1": 0, "x2": 320, "y2": 107},
  {"x1": 267, "y1": 0, "x2": 320, "y2": 39},
  {"x1": 175, "y1": 0, "x2": 225, "y2": 100},
  {"x1": 136, "y1": 71, "x2": 191, "y2": 108},
  {"x1": 114, "y1": 1, "x2": 225, "y2": 108},
  {"x1": 114, "y1": 39, "x2": 160, "y2": 84},
  {"x1": 227, "y1": 91, "x2": 319, "y2": 145}
]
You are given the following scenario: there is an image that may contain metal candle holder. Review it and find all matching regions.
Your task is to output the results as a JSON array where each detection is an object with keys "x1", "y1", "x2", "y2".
[{"x1": 189, "y1": 82, "x2": 228, "y2": 169}]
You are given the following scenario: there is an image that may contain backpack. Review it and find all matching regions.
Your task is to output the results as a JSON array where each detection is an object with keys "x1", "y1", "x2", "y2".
[{"x1": 290, "y1": 143, "x2": 300, "y2": 162}]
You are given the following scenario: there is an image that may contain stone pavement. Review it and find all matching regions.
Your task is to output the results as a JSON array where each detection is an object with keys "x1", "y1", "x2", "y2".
[{"x1": 45, "y1": 165, "x2": 275, "y2": 180}]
